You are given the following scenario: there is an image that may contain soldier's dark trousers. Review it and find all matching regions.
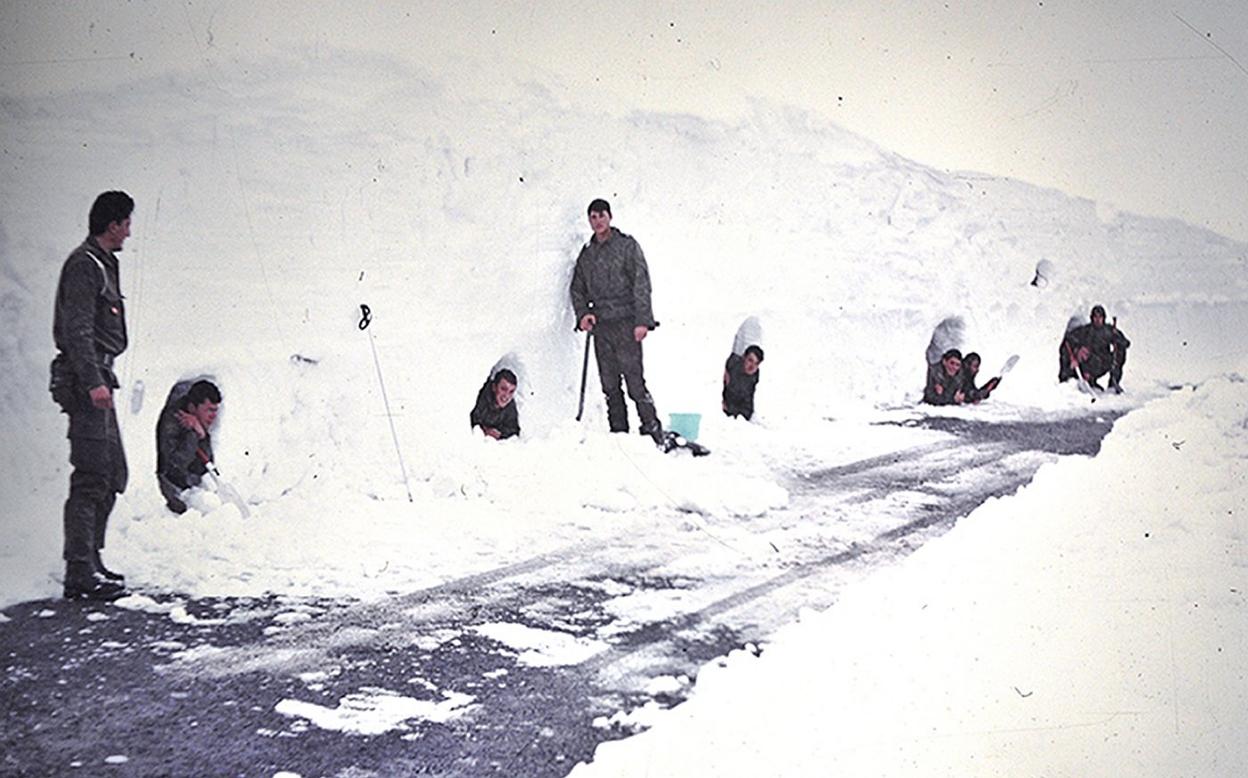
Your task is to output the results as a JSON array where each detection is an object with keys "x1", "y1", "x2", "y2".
[
  {"x1": 1082, "y1": 348, "x2": 1129, "y2": 387},
  {"x1": 593, "y1": 320, "x2": 660, "y2": 434},
  {"x1": 63, "y1": 403, "x2": 128, "y2": 564},
  {"x1": 1059, "y1": 346, "x2": 1128, "y2": 387}
]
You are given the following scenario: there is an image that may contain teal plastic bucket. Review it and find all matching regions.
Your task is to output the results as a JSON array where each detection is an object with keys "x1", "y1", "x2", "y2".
[{"x1": 668, "y1": 412, "x2": 701, "y2": 441}]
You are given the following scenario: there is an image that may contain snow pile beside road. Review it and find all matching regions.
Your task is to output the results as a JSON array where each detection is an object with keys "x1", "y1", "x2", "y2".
[{"x1": 571, "y1": 373, "x2": 1248, "y2": 777}]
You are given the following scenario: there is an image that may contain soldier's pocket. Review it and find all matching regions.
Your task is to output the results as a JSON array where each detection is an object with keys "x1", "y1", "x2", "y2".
[
  {"x1": 49, "y1": 355, "x2": 78, "y2": 413},
  {"x1": 69, "y1": 436, "x2": 112, "y2": 474},
  {"x1": 68, "y1": 404, "x2": 110, "y2": 440}
]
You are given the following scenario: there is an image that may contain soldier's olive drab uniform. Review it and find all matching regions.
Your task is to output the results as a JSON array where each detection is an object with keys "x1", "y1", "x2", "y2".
[
  {"x1": 960, "y1": 370, "x2": 994, "y2": 403},
  {"x1": 469, "y1": 379, "x2": 521, "y2": 440},
  {"x1": 922, "y1": 361, "x2": 966, "y2": 406},
  {"x1": 722, "y1": 353, "x2": 760, "y2": 420},
  {"x1": 156, "y1": 381, "x2": 212, "y2": 509},
  {"x1": 570, "y1": 227, "x2": 661, "y2": 435},
  {"x1": 1059, "y1": 322, "x2": 1130, "y2": 387},
  {"x1": 52, "y1": 236, "x2": 128, "y2": 565}
]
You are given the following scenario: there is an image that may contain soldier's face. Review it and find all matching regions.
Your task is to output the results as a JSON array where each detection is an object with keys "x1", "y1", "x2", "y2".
[
  {"x1": 588, "y1": 210, "x2": 611, "y2": 238},
  {"x1": 106, "y1": 217, "x2": 131, "y2": 250},
  {"x1": 966, "y1": 359, "x2": 980, "y2": 376},
  {"x1": 1091, "y1": 312, "x2": 1105, "y2": 327},
  {"x1": 943, "y1": 356, "x2": 962, "y2": 376},
  {"x1": 493, "y1": 379, "x2": 516, "y2": 408},
  {"x1": 743, "y1": 353, "x2": 761, "y2": 375},
  {"x1": 192, "y1": 400, "x2": 219, "y2": 429}
]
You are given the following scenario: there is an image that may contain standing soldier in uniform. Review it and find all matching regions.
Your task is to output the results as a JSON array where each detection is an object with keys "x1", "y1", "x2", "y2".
[
  {"x1": 570, "y1": 199, "x2": 664, "y2": 444},
  {"x1": 51, "y1": 191, "x2": 134, "y2": 601}
]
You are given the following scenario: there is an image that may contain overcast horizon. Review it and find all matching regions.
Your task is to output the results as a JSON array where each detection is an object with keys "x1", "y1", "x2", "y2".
[{"x1": 3, "y1": 1, "x2": 1247, "y2": 244}]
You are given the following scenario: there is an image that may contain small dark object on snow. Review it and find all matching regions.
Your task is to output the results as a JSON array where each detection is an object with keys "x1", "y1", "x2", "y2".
[{"x1": 661, "y1": 430, "x2": 711, "y2": 457}]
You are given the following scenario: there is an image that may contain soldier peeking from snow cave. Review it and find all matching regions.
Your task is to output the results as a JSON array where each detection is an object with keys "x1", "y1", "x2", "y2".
[
  {"x1": 470, "y1": 368, "x2": 520, "y2": 440},
  {"x1": 924, "y1": 348, "x2": 968, "y2": 406},
  {"x1": 960, "y1": 352, "x2": 1001, "y2": 403},
  {"x1": 723, "y1": 344, "x2": 764, "y2": 420},
  {"x1": 570, "y1": 198, "x2": 664, "y2": 445},
  {"x1": 1059, "y1": 305, "x2": 1130, "y2": 393},
  {"x1": 156, "y1": 379, "x2": 222, "y2": 514}
]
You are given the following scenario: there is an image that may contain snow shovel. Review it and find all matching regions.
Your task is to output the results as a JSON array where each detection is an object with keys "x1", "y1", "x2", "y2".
[
  {"x1": 1063, "y1": 341, "x2": 1095, "y2": 396},
  {"x1": 978, "y1": 354, "x2": 1019, "y2": 398},
  {"x1": 196, "y1": 448, "x2": 251, "y2": 518}
]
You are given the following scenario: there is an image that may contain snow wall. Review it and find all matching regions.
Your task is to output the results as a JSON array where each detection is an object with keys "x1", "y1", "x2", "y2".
[{"x1": 2, "y1": 53, "x2": 1246, "y2": 596}]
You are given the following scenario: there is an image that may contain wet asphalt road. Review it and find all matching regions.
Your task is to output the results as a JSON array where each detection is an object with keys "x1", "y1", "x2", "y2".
[{"x1": 1, "y1": 412, "x2": 1121, "y2": 777}]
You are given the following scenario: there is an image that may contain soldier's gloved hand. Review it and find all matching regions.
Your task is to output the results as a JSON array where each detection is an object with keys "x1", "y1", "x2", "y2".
[
  {"x1": 88, "y1": 384, "x2": 113, "y2": 409},
  {"x1": 633, "y1": 325, "x2": 648, "y2": 342},
  {"x1": 1076, "y1": 346, "x2": 1090, "y2": 362}
]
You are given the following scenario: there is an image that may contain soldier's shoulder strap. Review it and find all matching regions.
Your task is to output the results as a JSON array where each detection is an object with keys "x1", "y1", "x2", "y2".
[{"x1": 80, "y1": 249, "x2": 112, "y2": 296}]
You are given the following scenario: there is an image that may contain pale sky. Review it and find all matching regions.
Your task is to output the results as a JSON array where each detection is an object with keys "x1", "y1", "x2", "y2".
[{"x1": 3, "y1": 0, "x2": 1246, "y2": 241}]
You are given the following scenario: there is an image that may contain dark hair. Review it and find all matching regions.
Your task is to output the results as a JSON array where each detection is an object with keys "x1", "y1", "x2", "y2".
[
  {"x1": 744, "y1": 345, "x2": 765, "y2": 362},
  {"x1": 941, "y1": 348, "x2": 963, "y2": 362},
  {"x1": 493, "y1": 368, "x2": 517, "y2": 387},
  {"x1": 89, "y1": 191, "x2": 135, "y2": 236},
  {"x1": 1090, "y1": 304, "x2": 1106, "y2": 319},
  {"x1": 183, "y1": 380, "x2": 221, "y2": 408},
  {"x1": 964, "y1": 352, "x2": 981, "y2": 366},
  {"x1": 587, "y1": 198, "x2": 612, "y2": 217}
]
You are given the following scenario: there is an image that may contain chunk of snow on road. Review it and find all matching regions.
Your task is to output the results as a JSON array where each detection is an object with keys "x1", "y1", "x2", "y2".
[
  {"x1": 114, "y1": 594, "x2": 178, "y2": 614},
  {"x1": 644, "y1": 675, "x2": 687, "y2": 695},
  {"x1": 275, "y1": 687, "x2": 474, "y2": 735},
  {"x1": 473, "y1": 622, "x2": 608, "y2": 666},
  {"x1": 591, "y1": 701, "x2": 668, "y2": 733},
  {"x1": 273, "y1": 611, "x2": 313, "y2": 625}
]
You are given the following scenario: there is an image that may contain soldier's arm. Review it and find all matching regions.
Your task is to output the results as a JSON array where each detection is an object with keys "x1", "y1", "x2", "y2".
[
  {"x1": 922, "y1": 371, "x2": 943, "y2": 405},
  {"x1": 59, "y1": 255, "x2": 107, "y2": 390},
  {"x1": 498, "y1": 404, "x2": 520, "y2": 439},
  {"x1": 569, "y1": 251, "x2": 591, "y2": 323},
  {"x1": 629, "y1": 241, "x2": 655, "y2": 328},
  {"x1": 160, "y1": 420, "x2": 202, "y2": 482},
  {"x1": 469, "y1": 385, "x2": 490, "y2": 429}
]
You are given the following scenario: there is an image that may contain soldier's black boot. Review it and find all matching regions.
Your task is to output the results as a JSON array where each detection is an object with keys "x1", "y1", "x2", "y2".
[
  {"x1": 92, "y1": 549, "x2": 125, "y2": 582},
  {"x1": 640, "y1": 422, "x2": 666, "y2": 447},
  {"x1": 64, "y1": 561, "x2": 126, "y2": 602}
]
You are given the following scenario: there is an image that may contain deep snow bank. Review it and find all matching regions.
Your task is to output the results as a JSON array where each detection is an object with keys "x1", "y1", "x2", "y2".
[
  {"x1": 571, "y1": 369, "x2": 1248, "y2": 777},
  {"x1": 2, "y1": 51, "x2": 1246, "y2": 605}
]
